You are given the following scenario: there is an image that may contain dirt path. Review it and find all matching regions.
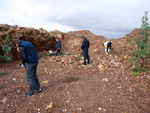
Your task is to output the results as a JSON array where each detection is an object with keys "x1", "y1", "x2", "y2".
[{"x1": 0, "y1": 53, "x2": 150, "y2": 113}]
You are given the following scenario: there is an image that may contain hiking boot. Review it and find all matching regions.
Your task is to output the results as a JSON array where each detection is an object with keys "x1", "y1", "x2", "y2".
[{"x1": 25, "y1": 92, "x2": 36, "y2": 96}]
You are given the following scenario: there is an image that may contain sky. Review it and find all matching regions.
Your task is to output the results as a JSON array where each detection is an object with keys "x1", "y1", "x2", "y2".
[{"x1": 0, "y1": 0, "x2": 150, "y2": 39}]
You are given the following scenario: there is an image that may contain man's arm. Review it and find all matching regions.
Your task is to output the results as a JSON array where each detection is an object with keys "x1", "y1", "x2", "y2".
[
  {"x1": 57, "y1": 41, "x2": 61, "y2": 49},
  {"x1": 19, "y1": 46, "x2": 27, "y2": 65},
  {"x1": 88, "y1": 40, "x2": 90, "y2": 48},
  {"x1": 81, "y1": 39, "x2": 85, "y2": 48}
]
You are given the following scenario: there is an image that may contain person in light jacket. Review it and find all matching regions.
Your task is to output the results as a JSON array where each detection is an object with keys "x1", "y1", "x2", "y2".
[{"x1": 103, "y1": 41, "x2": 112, "y2": 54}]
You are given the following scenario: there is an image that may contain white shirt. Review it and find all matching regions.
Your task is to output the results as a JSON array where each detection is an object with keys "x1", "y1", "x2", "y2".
[{"x1": 104, "y1": 41, "x2": 109, "y2": 48}]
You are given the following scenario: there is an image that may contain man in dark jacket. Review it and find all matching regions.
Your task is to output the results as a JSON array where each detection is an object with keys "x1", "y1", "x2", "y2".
[
  {"x1": 12, "y1": 39, "x2": 41, "y2": 96},
  {"x1": 56, "y1": 39, "x2": 62, "y2": 56},
  {"x1": 81, "y1": 36, "x2": 90, "y2": 65}
]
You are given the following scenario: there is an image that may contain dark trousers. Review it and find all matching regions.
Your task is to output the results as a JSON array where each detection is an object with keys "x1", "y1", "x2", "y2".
[
  {"x1": 107, "y1": 42, "x2": 112, "y2": 53},
  {"x1": 26, "y1": 62, "x2": 40, "y2": 93},
  {"x1": 56, "y1": 49, "x2": 62, "y2": 56},
  {"x1": 82, "y1": 50, "x2": 90, "y2": 65}
]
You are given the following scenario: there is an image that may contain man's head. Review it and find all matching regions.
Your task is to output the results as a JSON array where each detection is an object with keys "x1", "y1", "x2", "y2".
[
  {"x1": 81, "y1": 36, "x2": 85, "y2": 39},
  {"x1": 12, "y1": 39, "x2": 21, "y2": 47},
  {"x1": 56, "y1": 38, "x2": 58, "y2": 42},
  {"x1": 12, "y1": 39, "x2": 21, "y2": 52}
]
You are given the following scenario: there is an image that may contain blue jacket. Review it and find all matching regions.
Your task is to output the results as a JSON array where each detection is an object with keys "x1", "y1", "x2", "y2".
[
  {"x1": 19, "y1": 40, "x2": 39, "y2": 64},
  {"x1": 57, "y1": 40, "x2": 61, "y2": 49},
  {"x1": 81, "y1": 38, "x2": 90, "y2": 51}
]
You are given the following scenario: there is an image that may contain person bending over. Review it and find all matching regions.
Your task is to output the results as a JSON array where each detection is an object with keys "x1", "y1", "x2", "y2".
[
  {"x1": 103, "y1": 41, "x2": 112, "y2": 54},
  {"x1": 12, "y1": 39, "x2": 41, "y2": 96}
]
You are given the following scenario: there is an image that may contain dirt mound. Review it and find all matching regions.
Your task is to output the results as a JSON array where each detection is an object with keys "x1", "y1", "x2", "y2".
[
  {"x1": 0, "y1": 24, "x2": 57, "y2": 60},
  {"x1": 0, "y1": 24, "x2": 105, "y2": 61},
  {"x1": 0, "y1": 24, "x2": 150, "y2": 112}
]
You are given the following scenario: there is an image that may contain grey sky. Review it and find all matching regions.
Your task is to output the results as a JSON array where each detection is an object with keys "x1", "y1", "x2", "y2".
[{"x1": 0, "y1": 0, "x2": 150, "y2": 39}]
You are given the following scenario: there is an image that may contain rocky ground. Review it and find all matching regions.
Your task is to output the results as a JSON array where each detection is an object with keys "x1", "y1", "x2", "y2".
[{"x1": 0, "y1": 27, "x2": 150, "y2": 112}]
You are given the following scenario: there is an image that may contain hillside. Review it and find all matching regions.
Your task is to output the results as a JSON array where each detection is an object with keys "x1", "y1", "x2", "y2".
[{"x1": 0, "y1": 24, "x2": 150, "y2": 113}]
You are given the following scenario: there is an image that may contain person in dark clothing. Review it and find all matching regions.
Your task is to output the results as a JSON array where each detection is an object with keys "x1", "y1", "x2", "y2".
[
  {"x1": 81, "y1": 36, "x2": 90, "y2": 65},
  {"x1": 12, "y1": 39, "x2": 41, "y2": 96},
  {"x1": 56, "y1": 39, "x2": 62, "y2": 56}
]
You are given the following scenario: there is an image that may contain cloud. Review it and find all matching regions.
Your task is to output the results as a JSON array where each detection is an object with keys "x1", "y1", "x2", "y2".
[{"x1": 0, "y1": 0, "x2": 150, "y2": 38}]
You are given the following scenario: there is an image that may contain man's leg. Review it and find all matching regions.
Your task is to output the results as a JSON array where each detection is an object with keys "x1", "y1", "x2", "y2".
[
  {"x1": 86, "y1": 51, "x2": 90, "y2": 64},
  {"x1": 58, "y1": 49, "x2": 62, "y2": 56},
  {"x1": 26, "y1": 63, "x2": 36, "y2": 95},
  {"x1": 83, "y1": 51, "x2": 86, "y2": 65},
  {"x1": 108, "y1": 42, "x2": 112, "y2": 52},
  {"x1": 56, "y1": 49, "x2": 58, "y2": 56},
  {"x1": 109, "y1": 42, "x2": 112, "y2": 50},
  {"x1": 106, "y1": 46, "x2": 109, "y2": 53},
  {"x1": 105, "y1": 48, "x2": 107, "y2": 54},
  {"x1": 33, "y1": 62, "x2": 40, "y2": 91}
]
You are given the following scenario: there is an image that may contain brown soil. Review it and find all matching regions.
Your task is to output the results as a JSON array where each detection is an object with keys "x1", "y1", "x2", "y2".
[{"x1": 0, "y1": 28, "x2": 150, "y2": 113}]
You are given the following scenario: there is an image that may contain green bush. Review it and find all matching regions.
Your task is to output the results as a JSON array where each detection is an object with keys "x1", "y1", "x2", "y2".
[
  {"x1": 134, "y1": 11, "x2": 150, "y2": 66},
  {"x1": 129, "y1": 11, "x2": 150, "y2": 67},
  {"x1": 0, "y1": 33, "x2": 13, "y2": 63}
]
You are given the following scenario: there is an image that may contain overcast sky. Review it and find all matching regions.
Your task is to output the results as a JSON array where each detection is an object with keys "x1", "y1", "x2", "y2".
[{"x1": 0, "y1": 0, "x2": 150, "y2": 39}]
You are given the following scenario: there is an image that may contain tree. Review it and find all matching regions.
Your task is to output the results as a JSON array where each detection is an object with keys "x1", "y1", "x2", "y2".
[{"x1": 134, "y1": 11, "x2": 150, "y2": 67}]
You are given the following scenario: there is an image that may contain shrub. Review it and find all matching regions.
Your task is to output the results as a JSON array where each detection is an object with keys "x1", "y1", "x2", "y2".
[
  {"x1": 134, "y1": 11, "x2": 150, "y2": 67},
  {"x1": 0, "y1": 33, "x2": 13, "y2": 63},
  {"x1": 129, "y1": 11, "x2": 150, "y2": 67}
]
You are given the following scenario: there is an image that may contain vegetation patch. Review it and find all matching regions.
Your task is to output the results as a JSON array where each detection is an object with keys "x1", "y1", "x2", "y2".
[
  {"x1": 131, "y1": 67, "x2": 147, "y2": 73},
  {"x1": 0, "y1": 72, "x2": 7, "y2": 77},
  {"x1": 127, "y1": 11, "x2": 150, "y2": 67},
  {"x1": 68, "y1": 53, "x2": 72, "y2": 55},
  {"x1": 89, "y1": 77, "x2": 94, "y2": 80},
  {"x1": 59, "y1": 65, "x2": 63, "y2": 68},
  {"x1": 65, "y1": 77, "x2": 79, "y2": 83},
  {"x1": 0, "y1": 86, "x2": 4, "y2": 90},
  {"x1": 132, "y1": 72, "x2": 137, "y2": 77},
  {"x1": 76, "y1": 34, "x2": 82, "y2": 37},
  {"x1": 0, "y1": 33, "x2": 13, "y2": 63},
  {"x1": 75, "y1": 56, "x2": 81, "y2": 61},
  {"x1": 126, "y1": 37, "x2": 132, "y2": 44}
]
